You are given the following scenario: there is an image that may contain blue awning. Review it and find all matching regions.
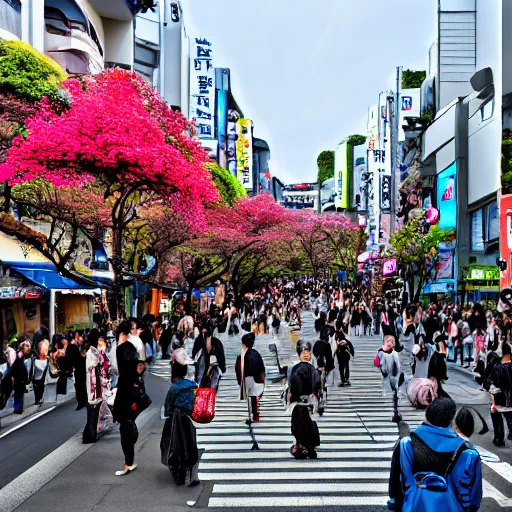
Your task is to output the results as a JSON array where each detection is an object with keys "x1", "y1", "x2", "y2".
[{"x1": 4, "y1": 262, "x2": 94, "y2": 290}]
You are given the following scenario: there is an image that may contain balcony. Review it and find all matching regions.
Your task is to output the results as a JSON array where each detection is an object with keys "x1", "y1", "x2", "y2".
[{"x1": 87, "y1": 0, "x2": 132, "y2": 21}]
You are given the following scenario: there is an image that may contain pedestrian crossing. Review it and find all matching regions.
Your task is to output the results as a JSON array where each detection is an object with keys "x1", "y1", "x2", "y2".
[{"x1": 149, "y1": 315, "x2": 512, "y2": 510}]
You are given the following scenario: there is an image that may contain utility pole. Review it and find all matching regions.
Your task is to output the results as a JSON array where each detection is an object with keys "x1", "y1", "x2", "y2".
[{"x1": 390, "y1": 66, "x2": 402, "y2": 234}]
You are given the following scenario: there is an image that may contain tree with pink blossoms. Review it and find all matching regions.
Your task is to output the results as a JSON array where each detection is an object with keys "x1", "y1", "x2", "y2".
[{"x1": 0, "y1": 69, "x2": 218, "y2": 314}]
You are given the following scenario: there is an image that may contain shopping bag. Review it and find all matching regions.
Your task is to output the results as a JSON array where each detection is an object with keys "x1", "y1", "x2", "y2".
[{"x1": 192, "y1": 387, "x2": 215, "y2": 424}]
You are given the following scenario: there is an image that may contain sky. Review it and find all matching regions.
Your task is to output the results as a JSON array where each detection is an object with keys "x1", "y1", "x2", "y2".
[{"x1": 181, "y1": 0, "x2": 437, "y2": 185}]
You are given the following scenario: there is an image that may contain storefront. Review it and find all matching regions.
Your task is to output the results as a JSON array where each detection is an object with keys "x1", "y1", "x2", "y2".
[{"x1": 464, "y1": 265, "x2": 500, "y2": 305}]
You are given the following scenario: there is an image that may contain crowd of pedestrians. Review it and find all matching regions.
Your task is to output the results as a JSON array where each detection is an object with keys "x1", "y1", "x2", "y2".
[{"x1": 3, "y1": 275, "x2": 506, "y2": 511}]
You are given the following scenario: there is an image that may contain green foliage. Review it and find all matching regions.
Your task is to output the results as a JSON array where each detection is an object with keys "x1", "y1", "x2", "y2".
[
  {"x1": 206, "y1": 163, "x2": 247, "y2": 206},
  {"x1": 317, "y1": 150, "x2": 335, "y2": 184},
  {"x1": 0, "y1": 40, "x2": 67, "y2": 102},
  {"x1": 389, "y1": 217, "x2": 448, "y2": 302},
  {"x1": 402, "y1": 69, "x2": 426, "y2": 89},
  {"x1": 343, "y1": 134, "x2": 366, "y2": 147},
  {"x1": 502, "y1": 135, "x2": 512, "y2": 194}
]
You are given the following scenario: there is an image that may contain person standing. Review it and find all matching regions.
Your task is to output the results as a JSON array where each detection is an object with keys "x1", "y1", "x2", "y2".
[
  {"x1": 235, "y1": 333, "x2": 266, "y2": 422},
  {"x1": 32, "y1": 340, "x2": 50, "y2": 405},
  {"x1": 11, "y1": 341, "x2": 32, "y2": 414},
  {"x1": 129, "y1": 319, "x2": 147, "y2": 363},
  {"x1": 489, "y1": 342, "x2": 512, "y2": 446},
  {"x1": 67, "y1": 333, "x2": 87, "y2": 410},
  {"x1": 161, "y1": 348, "x2": 199, "y2": 486},
  {"x1": 83, "y1": 335, "x2": 113, "y2": 444},
  {"x1": 112, "y1": 320, "x2": 148, "y2": 476}
]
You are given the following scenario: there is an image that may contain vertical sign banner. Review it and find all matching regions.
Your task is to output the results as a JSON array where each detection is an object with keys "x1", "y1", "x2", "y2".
[
  {"x1": 381, "y1": 175, "x2": 391, "y2": 212},
  {"x1": 236, "y1": 118, "x2": 253, "y2": 189},
  {"x1": 190, "y1": 38, "x2": 215, "y2": 138},
  {"x1": 352, "y1": 144, "x2": 367, "y2": 211},
  {"x1": 334, "y1": 142, "x2": 348, "y2": 209},
  {"x1": 437, "y1": 162, "x2": 457, "y2": 230},
  {"x1": 227, "y1": 110, "x2": 239, "y2": 177}
]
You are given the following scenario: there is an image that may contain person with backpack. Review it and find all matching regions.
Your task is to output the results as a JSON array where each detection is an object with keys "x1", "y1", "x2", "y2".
[
  {"x1": 335, "y1": 331, "x2": 354, "y2": 387},
  {"x1": 387, "y1": 397, "x2": 482, "y2": 512}
]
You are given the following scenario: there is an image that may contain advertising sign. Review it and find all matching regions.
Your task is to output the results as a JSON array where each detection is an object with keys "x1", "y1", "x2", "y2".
[
  {"x1": 236, "y1": 119, "x2": 253, "y2": 189},
  {"x1": 352, "y1": 144, "x2": 367, "y2": 211},
  {"x1": 334, "y1": 142, "x2": 348, "y2": 209},
  {"x1": 437, "y1": 162, "x2": 457, "y2": 230},
  {"x1": 436, "y1": 251, "x2": 454, "y2": 280},
  {"x1": 190, "y1": 38, "x2": 215, "y2": 139},
  {"x1": 382, "y1": 258, "x2": 397, "y2": 276},
  {"x1": 399, "y1": 88, "x2": 421, "y2": 142}
]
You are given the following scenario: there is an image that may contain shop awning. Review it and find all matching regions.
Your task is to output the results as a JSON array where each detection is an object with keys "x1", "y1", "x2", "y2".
[{"x1": 4, "y1": 262, "x2": 95, "y2": 290}]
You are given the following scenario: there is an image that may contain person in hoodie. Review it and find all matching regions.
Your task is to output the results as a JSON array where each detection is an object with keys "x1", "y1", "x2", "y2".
[
  {"x1": 387, "y1": 397, "x2": 482, "y2": 512},
  {"x1": 235, "y1": 332, "x2": 266, "y2": 422},
  {"x1": 288, "y1": 340, "x2": 321, "y2": 459}
]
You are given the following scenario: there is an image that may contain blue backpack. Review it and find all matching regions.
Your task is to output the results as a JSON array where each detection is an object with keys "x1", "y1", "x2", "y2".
[{"x1": 402, "y1": 433, "x2": 468, "y2": 512}]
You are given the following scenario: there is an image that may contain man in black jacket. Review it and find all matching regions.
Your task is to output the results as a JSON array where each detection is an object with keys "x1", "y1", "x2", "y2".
[{"x1": 235, "y1": 333, "x2": 265, "y2": 422}]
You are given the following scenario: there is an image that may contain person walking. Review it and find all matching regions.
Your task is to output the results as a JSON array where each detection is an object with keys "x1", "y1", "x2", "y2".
[
  {"x1": 67, "y1": 333, "x2": 87, "y2": 410},
  {"x1": 112, "y1": 320, "x2": 148, "y2": 476},
  {"x1": 335, "y1": 331, "x2": 354, "y2": 387},
  {"x1": 192, "y1": 322, "x2": 226, "y2": 391},
  {"x1": 32, "y1": 340, "x2": 50, "y2": 405},
  {"x1": 11, "y1": 340, "x2": 32, "y2": 414},
  {"x1": 235, "y1": 333, "x2": 266, "y2": 422},
  {"x1": 387, "y1": 397, "x2": 482, "y2": 511},
  {"x1": 161, "y1": 347, "x2": 199, "y2": 487},
  {"x1": 288, "y1": 340, "x2": 321, "y2": 459}
]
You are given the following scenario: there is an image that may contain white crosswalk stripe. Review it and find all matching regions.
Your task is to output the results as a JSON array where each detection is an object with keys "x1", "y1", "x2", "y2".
[{"x1": 150, "y1": 314, "x2": 512, "y2": 509}]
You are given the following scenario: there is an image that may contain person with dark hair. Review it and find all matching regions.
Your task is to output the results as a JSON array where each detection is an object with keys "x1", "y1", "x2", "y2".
[
  {"x1": 335, "y1": 330, "x2": 354, "y2": 387},
  {"x1": 10, "y1": 340, "x2": 32, "y2": 414},
  {"x1": 67, "y1": 332, "x2": 87, "y2": 410},
  {"x1": 161, "y1": 348, "x2": 199, "y2": 486},
  {"x1": 455, "y1": 407, "x2": 475, "y2": 439},
  {"x1": 388, "y1": 397, "x2": 482, "y2": 511},
  {"x1": 288, "y1": 339, "x2": 321, "y2": 459},
  {"x1": 489, "y1": 341, "x2": 512, "y2": 446},
  {"x1": 192, "y1": 322, "x2": 225, "y2": 391},
  {"x1": 235, "y1": 333, "x2": 265, "y2": 422},
  {"x1": 112, "y1": 320, "x2": 147, "y2": 476}
]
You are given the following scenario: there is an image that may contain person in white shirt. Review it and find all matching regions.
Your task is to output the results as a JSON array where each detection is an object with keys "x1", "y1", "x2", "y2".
[{"x1": 129, "y1": 320, "x2": 146, "y2": 362}]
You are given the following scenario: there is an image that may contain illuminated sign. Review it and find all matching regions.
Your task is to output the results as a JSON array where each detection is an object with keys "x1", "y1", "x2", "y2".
[
  {"x1": 382, "y1": 258, "x2": 397, "y2": 276},
  {"x1": 437, "y1": 162, "x2": 457, "y2": 230},
  {"x1": 468, "y1": 266, "x2": 500, "y2": 281},
  {"x1": 236, "y1": 119, "x2": 253, "y2": 189},
  {"x1": 334, "y1": 142, "x2": 348, "y2": 209}
]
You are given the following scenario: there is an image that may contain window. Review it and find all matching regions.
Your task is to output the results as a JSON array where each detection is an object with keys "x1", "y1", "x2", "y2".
[
  {"x1": 471, "y1": 209, "x2": 484, "y2": 251},
  {"x1": 471, "y1": 201, "x2": 498, "y2": 252},
  {"x1": 487, "y1": 201, "x2": 499, "y2": 241}
]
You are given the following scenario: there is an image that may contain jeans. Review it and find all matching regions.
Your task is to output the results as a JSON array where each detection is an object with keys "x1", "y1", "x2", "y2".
[
  {"x1": 120, "y1": 418, "x2": 139, "y2": 466},
  {"x1": 492, "y1": 411, "x2": 512, "y2": 443}
]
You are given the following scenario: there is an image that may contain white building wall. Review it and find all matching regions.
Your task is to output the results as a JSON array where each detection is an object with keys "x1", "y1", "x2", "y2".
[{"x1": 103, "y1": 18, "x2": 134, "y2": 69}]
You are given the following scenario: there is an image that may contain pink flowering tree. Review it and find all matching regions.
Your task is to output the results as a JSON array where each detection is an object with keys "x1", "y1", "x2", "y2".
[{"x1": 0, "y1": 69, "x2": 218, "y2": 313}]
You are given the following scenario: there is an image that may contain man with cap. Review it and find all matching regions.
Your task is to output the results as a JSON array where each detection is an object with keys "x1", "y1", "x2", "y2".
[
  {"x1": 235, "y1": 333, "x2": 266, "y2": 422},
  {"x1": 387, "y1": 397, "x2": 482, "y2": 511},
  {"x1": 287, "y1": 339, "x2": 321, "y2": 459}
]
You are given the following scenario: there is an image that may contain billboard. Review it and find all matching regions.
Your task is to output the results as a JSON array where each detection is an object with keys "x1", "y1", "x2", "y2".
[
  {"x1": 437, "y1": 162, "x2": 457, "y2": 230},
  {"x1": 189, "y1": 38, "x2": 215, "y2": 139},
  {"x1": 236, "y1": 119, "x2": 253, "y2": 190},
  {"x1": 334, "y1": 142, "x2": 348, "y2": 209},
  {"x1": 352, "y1": 144, "x2": 367, "y2": 211},
  {"x1": 399, "y1": 88, "x2": 421, "y2": 142}
]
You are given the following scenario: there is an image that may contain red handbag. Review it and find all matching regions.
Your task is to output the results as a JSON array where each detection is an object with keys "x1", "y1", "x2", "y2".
[{"x1": 192, "y1": 387, "x2": 215, "y2": 424}]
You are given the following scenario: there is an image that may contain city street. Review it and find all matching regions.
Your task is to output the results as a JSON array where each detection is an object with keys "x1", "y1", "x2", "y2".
[{"x1": 2, "y1": 315, "x2": 512, "y2": 512}]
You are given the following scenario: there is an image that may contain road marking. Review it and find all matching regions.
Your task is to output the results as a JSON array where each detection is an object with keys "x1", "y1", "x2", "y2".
[
  {"x1": 476, "y1": 445, "x2": 512, "y2": 484},
  {"x1": 202, "y1": 451, "x2": 393, "y2": 460},
  {"x1": 0, "y1": 406, "x2": 56, "y2": 439},
  {"x1": 208, "y1": 495, "x2": 389, "y2": 507},
  {"x1": 198, "y1": 471, "x2": 390, "y2": 481},
  {"x1": 200, "y1": 460, "x2": 392, "y2": 470},
  {"x1": 212, "y1": 483, "x2": 389, "y2": 494}
]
